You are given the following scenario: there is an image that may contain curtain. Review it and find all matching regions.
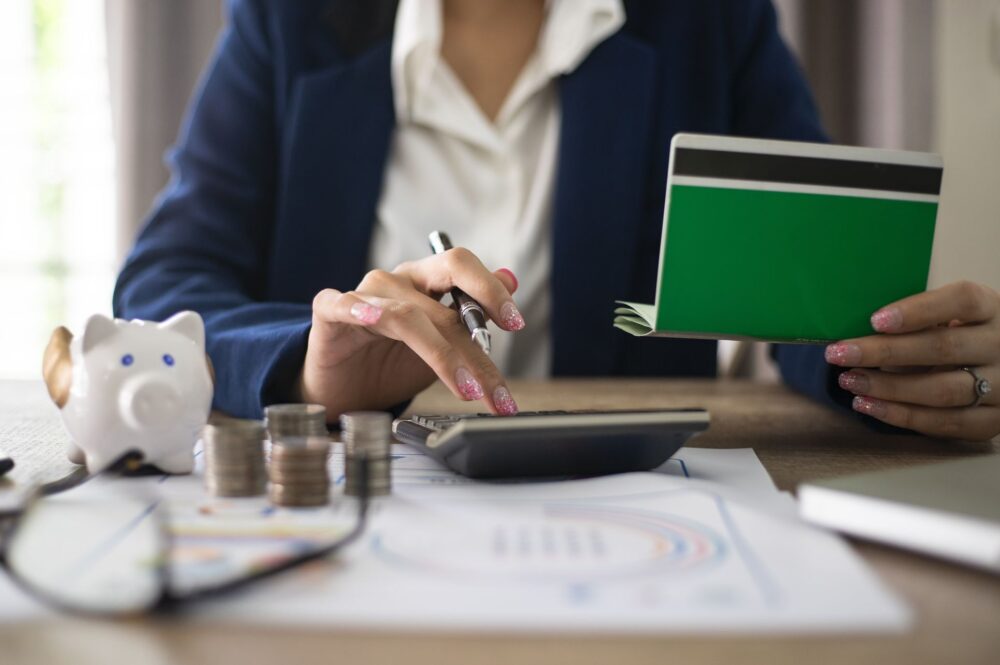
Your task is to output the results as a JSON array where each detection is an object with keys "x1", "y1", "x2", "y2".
[
  {"x1": 774, "y1": 0, "x2": 934, "y2": 150},
  {"x1": 105, "y1": 0, "x2": 223, "y2": 261}
]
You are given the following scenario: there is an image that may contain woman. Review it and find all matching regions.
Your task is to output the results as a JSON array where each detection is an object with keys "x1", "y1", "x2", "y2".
[{"x1": 114, "y1": 0, "x2": 1000, "y2": 441}]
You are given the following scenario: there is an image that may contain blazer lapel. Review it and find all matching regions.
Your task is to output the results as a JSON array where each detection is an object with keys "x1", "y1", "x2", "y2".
[
  {"x1": 274, "y1": 22, "x2": 662, "y2": 378},
  {"x1": 271, "y1": 39, "x2": 396, "y2": 301},
  {"x1": 551, "y1": 33, "x2": 659, "y2": 375}
]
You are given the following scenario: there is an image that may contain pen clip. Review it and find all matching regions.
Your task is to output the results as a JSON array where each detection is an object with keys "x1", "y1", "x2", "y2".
[{"x1": 429, "y1": 231, "x2": 452, "y2": 255}]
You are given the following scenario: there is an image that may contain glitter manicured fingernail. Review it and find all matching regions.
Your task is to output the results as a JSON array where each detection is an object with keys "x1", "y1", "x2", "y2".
[
  {"x1": 871, "y1": 307, "x2": 902, "y2": 333},
  {"x1": 350, "y1": 302, "x2": 382, "y2": 325},
  {"x1": 455, "y1": 367, "x2": 484, "y2": 400},
  {"x1": 838, "y1": 371, "x2": 869, "y2": 394},
  {"x1": 852, "y1": 395, "x2": 887, "y2": 418},
  {"x1": 493, "y1": 385, "x2": 518, "y2": 416},
  {"x1": 825, "y1": 343, "x2": 861, "y2": 366},
  {"x1": 499, "y1": 302, "x2": 525, "y2": 331}
]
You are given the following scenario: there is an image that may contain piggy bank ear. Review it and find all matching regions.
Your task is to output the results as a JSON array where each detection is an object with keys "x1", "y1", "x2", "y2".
[
  {"x1": 82, "y1": 314, "x2": 119, "y2": 353},
  {"x1": 42, "y1": 327, "x2": 73, "y2": 408},
  {"x1": 159, "y1": 311, "x2": 205, "y2": 349}
]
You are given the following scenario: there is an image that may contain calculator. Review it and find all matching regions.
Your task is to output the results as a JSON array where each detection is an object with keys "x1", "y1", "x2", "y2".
[{"x1": 392, "y1": 409, "x2": 710, "y2": 479}]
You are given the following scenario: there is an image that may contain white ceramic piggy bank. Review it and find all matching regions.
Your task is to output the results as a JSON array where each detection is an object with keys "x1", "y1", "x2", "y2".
[{"x1": 42, "y1": 311, "x2": 214, "y2": 473}]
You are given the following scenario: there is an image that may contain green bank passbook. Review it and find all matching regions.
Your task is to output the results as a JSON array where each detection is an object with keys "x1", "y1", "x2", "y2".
[{"x1": 614, "y1": 134, "x2": 943, "y2": 343}]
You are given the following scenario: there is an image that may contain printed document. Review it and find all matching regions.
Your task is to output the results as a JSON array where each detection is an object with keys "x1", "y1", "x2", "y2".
[{"x1": 0, "y1": 434, "x2": 909, "y2": 632}]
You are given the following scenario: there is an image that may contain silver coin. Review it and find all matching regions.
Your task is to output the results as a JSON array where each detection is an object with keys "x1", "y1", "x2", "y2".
[
  {"x1": 268, "y1": 485, "x2": 330, "y2": 507},
  {"x1": 270, "y1": 437, "x2": 330, "y2": 454},
  {"x1": 206, "y1": 484, "x2": 267, "y2": 496},
  {"x1": 265, "y1": 404, "x2": 328, "y2": 438},
  {"x1": 269, "y1": 458, "x2": 329, "y2": 471},
  {"x1": 205, "y1": 449, "x2": 264, "y2": 461},
  {"x1": 269, "y1": 448, "x2": 329, "y2": 461},
  {"x1": 204, "y1": 447, "x2": 264, "y2": 458},
  {"x1": 204, "y1": 435, "x2": 264, "y2": 446},
  {"x1": 206, "y1": 481, "x2": 266, "y2": 497},
  {"x1": 267, "y1": 471, "x2": 330, "y2": 485},
  {"x1": 268, "y1": 495, "x2": 329, "y2": 508},
  {"x1": 341, "y1": 411, "x2": 393, "y2": 497},
  {"x1": 203, "y1": 419, "x2": 268, "y2": 497},
  {"x1": 269, "y1": 424, "x2": 328, "y2": 439},
  {"x1": 265, "y1": 404, "x2": 327, "y2": 420},
  {"x1": 204, "y1": 420, "x2": 265, "y2": 439}
]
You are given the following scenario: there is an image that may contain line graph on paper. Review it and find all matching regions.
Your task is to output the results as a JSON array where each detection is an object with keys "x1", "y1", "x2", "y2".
[
  {"x1": 366, "y1": 486, "x2": 778, "y2": 609},
  {"x1": 371, "y1": 503, "x2": 727, "y2": 582}
]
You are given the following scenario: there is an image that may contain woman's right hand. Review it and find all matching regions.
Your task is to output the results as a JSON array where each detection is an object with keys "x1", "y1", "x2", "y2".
[{"x1": 296, "y1": 248, "x2": 524, "y2": 420}]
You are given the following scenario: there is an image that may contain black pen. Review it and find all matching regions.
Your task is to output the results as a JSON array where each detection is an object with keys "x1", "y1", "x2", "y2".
[{"x1": 428, "y1": 231, "x2": 492, "y2": 355}]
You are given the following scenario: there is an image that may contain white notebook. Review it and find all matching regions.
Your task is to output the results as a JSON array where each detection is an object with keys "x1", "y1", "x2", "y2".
[{"x1": 799, "y1": 455, "x2": 1000, "y2": 574}]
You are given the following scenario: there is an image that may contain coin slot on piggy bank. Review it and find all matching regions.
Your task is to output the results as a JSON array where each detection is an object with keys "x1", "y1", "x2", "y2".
[{"x1": 42, "y1": 311, "x2": 215, "y2": 474}]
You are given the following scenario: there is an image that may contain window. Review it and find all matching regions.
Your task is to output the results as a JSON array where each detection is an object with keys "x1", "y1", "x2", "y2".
[{"x1": 0, "y1": 0, "x2": 116, "y2": 379}]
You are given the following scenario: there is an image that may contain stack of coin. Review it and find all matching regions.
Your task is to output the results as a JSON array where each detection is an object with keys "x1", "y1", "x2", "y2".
[
  {"x1": 264, "y1": 404, "x2": 328, "y2": 440},
  {"x1": 340, "y1": 411, "x2": 392, "y2": 497},
  {"x1": 268, "y1": 436, "x2": 331, "y2": 507},
  {"x1": 202, "y1": 419, "x2": 267, "y2": 497}
]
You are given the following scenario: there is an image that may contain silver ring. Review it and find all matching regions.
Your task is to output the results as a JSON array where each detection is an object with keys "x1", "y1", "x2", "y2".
[{"x1": 959, "y1": 366, "x2": 991, "y2": 407}]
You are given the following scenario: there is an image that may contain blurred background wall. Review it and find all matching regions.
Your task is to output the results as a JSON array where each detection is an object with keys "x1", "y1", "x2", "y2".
[
  {"x1": 105, "y1": 0, "x2": 222, "y2": 257},
  {"x1": 931, "y1": 1, "x2": 1000, "y2": 291}
]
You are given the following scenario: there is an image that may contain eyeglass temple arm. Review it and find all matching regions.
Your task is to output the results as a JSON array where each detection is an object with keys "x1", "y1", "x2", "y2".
[
  {"x1": 0, "y1": 450, "x2": 145, "y2": 521},
  {"x1": 156, "y1": 456, "x2": 372, "y2": 611}
]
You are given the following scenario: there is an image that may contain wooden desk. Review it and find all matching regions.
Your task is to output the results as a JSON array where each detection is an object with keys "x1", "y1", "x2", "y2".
[{"x1": 5, "y1": 379, "x2": 999, "y2": 665}]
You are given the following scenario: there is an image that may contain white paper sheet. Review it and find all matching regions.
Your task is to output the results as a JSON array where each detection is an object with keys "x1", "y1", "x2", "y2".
[
  {"x1": 0, "y1": 440, "x2": 909, "y2": 632},
  {"x1": 0, "y1": 381, "x2": 79, "y2": 512}
]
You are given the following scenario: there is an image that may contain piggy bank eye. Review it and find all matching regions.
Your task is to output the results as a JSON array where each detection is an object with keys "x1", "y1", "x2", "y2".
[
  {"x1": 120, "y1": 354, "x2": 134, "y2": 367},
  {"x1": 162, "y1": 354, "x2": 175, "y2": 367}
]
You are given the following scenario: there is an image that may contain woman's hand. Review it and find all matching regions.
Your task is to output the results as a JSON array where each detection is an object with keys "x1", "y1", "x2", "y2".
[
  {"x1": 297, "y1": 248, "x2": 524, "y2": 419},
  {"x1": 826, "y1": 281, "x2": 1000, "y2": 441}
]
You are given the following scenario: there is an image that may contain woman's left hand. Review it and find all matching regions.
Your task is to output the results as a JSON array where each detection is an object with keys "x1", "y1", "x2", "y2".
[{"x1": 825, "y1": 281, "x2": 1000, "y2": 441}]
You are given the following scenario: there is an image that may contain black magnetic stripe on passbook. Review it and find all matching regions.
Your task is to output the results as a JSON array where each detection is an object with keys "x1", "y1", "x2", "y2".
[{"x1": 673, "y1": 148, "x2": 942, "y2": 195}]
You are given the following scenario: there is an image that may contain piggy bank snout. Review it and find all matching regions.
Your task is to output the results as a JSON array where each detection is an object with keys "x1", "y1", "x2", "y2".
[{"x1": 119, "y1": 377, "x2": 184, "y2": 430}]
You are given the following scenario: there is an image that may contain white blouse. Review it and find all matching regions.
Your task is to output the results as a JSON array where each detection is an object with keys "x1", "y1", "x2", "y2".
[{"x1": 367, "y1": 0, "x2": 625, "y2": 377}]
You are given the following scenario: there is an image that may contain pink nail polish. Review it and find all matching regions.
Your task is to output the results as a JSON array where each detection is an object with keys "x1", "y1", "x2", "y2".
[
  {"x1": 852, "y1": 395, "x2": 887, "y2": 418},
  {"x1": 455, "y1": 367, "x2": 484, "y2": 400},
  {"x1": 498, "y1": 268, "x2": 519, "y2": 292},
  {"x1": 350, "y1": 302, "x2": 382, "y2": 325},
  {"x1": 871, "y1": 307, "x2": 902, "y2": 333},
  {"x1": 838, "y1": 371, "x2": 869, "y2": 394},
  {"x1": 492, "y1": 385, "x2": 518, "y2": 416},
  {"x1": 825, "y1": 343, "x2": 861, "y2": 366},
  {"x1": 500, "y1": 302, "x2": 525, "y2": 331}
]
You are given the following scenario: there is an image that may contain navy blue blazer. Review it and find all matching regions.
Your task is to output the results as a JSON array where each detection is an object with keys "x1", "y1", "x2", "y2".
[{"x1": 114, "y1": 0, "x2": 842, "y2": 419}]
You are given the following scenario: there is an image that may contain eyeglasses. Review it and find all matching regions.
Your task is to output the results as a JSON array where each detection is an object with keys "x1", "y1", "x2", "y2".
[{"x1": 0, "y1": 449, "x2": 369, "y2": 617}]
